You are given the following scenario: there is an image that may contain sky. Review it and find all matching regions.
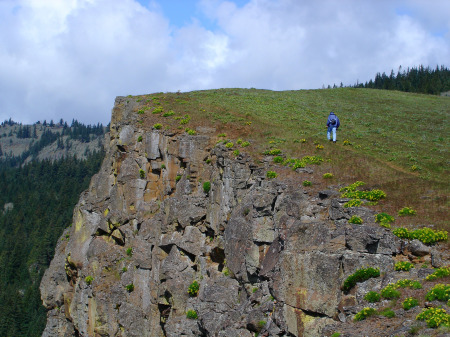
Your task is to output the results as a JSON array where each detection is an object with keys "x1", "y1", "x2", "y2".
[{"x1": 0, "y1": 0, "x2": 449, "y2": 125}]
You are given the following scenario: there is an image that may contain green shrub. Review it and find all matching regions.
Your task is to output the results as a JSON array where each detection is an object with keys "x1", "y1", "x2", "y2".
[
  {"x1": 340, "y1": 182, "x2": 386, "y2": 202},
  {"x1": 364, "y1": 291, "x2": 381, "y2": 303},
  {"x1": 241, "y1": 141, "x2": 250, "y2": 147},
  {"x1": 122, "y1": 267, "x2": 127, "y2": 272},
  {"x1": 344, "y1": 199, "x2": 362, "y2": 208},
  {"x1": 218, "y1": 133, "x2": 226, "y2": 137},
  {"x1": 380, "y1": 284, "x2": 400, "y2": 299},
  {"x1": 125, "y1": 283, "x2": 134, "y2": 292},
  {"x1": 416, "y1": 307, "x2": 449, "y2": 328},
  {"x1": 331, "y1": 333, "x2": 341, "y2": 337},
  {"x1": 137, "y1": 109, "x2": 145, "y2": 114},
  {"x1": 425, "y1": 284, "x2": 450, "y2": 302},
  {"x1": 394, "y1": 261, "x2": 414, "y2": 271},
  {"x1": 225, "y1": 142, "x2": 234, "y2": 148},
  {"x1": 392, "y1": 227, "x2": 448, "y2": 245},
  {"x1": 281, "y1": 155, "x2": 323, "y2": 170},
  {"x1": 266, "y1": 171, "x2": 277, "y2": 179},
  {"x1": 379, "y1": 308, "x2": 395, "y2": 318},
  {"x1": 349, "y1": 215, "x2": 363, "y2": 225},
  {"x1": 153, "y1": 123, "x2": 162, "y2": 129},
  {"x1": 139, "y1": 169, "x2": 145, "y2": 179},
  {"x1": 343, "y1": 267, "x2": 380, "y2": 291},
  {"x1": 426, "y1": 266, "x2": 450, "y2": 281},
  {"x1": 152, "y1": 107, "x2": 163, "y2": 114},
  {"x1": 175, "y1": 175, "x2": 181, "y2": 182},
  {"x1": 403, "y1": 297, "x2": 419, "y2": 310},
  {"x1": 339, "y1": 181, "x2": 365, "y2": 193},
  {"x1": 203, "y1": 181, "x2": 211, "y2": 193},
  {"x1": 179, "y1": 115, "x2": 191, "y2": 125},
  {"x1": 188, "y1": 280, "x2": 200, "y2": 297},
  {"x1": 162, "y1": 110, "x2": 175, "y2": 117},
  {"x1": 85, "y1": 275, "x2": 94, "y2": 285},
  {"x1": 137, "y1": 135, "x2": 143, "y2": 142},
  {"x1": 273, "y1": 156, "x2": 284, "y2": 163},
  {"x1": 302, "y1": 180, "x2": 312, "y2": 187},
  {"x1": 126, "y1": 247, "x2": 133, "y2": 257},
  {"x1": 375, "y1": 212, "x2": 394, "y2": 225},
  {"x1": 354, "y1": 307, "x2": 377, "y2": 321},
  {"x1": 323, "y1": 173, "x2": 334, "y2": 179},
  {"x1": 186, "y1": 309, "x2": 198, "y2": 319},
  {"x1": 161, "y1": 164, "x2": 166, "y2": 170},
  {"x1": 263, "y1": 148, "x2": 282, "y2": 155},
  {"x1": 395, "y1": 279, "x2": 422, "y2": 289},
  {"x1": 257, "y1": 320, "x2": 266, "y2": 330},
  {"x1": 186, "y1": 128, "x2": 197, "y2": 135},
  {"x1": 233, "y1": 150, "x2": 240, "y2": 156},
  {"x1": 398, "y1": 207, "x2": 416, "y2": 216}
]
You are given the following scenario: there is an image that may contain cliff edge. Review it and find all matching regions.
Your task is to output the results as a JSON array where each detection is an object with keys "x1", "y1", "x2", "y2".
[{"x1": 40, "y1": 95, "x2": 448, "y2": 337}]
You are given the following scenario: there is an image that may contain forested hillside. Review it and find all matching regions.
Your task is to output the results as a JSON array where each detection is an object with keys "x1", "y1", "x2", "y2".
[
  {"x1": 0, "y1": 119, "x2": 106, "y2": 168},
  {"x1": 0, "y1": 120, "x2": 106, "y2": 336}
]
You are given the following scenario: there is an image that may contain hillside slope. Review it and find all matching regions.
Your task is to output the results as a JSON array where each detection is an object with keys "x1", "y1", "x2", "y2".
[
  {"x1": 0, "y1": 121, "x2": 107, "y2": 166},
  {"x1": 40, "y1": 89, "x2": 449, "y2": 336}
]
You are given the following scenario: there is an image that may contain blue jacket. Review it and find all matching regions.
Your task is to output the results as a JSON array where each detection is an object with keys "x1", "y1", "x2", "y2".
[{"x1": 327, "y1": 112, "x2": 340, "y2": 129}]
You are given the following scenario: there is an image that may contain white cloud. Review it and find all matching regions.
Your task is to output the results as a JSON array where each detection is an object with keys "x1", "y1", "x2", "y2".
[{"x1": 0, "y1": 0, "x2": 448, "y2": 124}]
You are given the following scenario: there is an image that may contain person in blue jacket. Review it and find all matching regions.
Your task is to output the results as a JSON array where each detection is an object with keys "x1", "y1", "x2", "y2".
[{"x1": 326, "y1": 111, "x2": 340, "y2": 143}]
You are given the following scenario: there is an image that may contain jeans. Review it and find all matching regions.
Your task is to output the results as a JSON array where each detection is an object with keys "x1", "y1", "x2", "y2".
[{"x1": 327, "y1": 127, "x2": 337, "y2": 141}]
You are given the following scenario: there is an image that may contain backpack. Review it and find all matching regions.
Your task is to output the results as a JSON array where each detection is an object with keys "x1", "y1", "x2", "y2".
[{"x1": 329, "y1": 116, "x2": 337, "y2": 126}]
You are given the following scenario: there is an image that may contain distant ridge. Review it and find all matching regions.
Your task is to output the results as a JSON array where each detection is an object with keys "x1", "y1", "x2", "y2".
[{"x1": 0, "y1": 119, "x2": 108, "y2": 168}]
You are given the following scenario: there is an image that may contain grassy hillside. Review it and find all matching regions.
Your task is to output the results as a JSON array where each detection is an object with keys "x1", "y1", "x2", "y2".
[{"x1": 127, "y1": 87, "x2": 449, "y2": 231}]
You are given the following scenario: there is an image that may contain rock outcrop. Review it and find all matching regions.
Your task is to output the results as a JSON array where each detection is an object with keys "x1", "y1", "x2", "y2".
[{"x1": 40, "y1": 97, "x2": 446, "y2": 337}]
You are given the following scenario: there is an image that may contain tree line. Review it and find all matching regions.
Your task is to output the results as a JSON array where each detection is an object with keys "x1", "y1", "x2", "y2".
[{"x1": 325, "y1": 65, "x2": 450, "y2": 95}]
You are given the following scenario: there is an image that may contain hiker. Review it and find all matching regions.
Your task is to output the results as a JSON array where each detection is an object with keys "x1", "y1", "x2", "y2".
[{"x1": 326, "y1": 111, "x2": 340, "y2": 143}]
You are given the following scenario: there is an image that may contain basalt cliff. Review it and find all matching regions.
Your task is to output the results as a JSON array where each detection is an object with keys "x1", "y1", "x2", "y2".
[{"x1": 40, "y1": 96, "x2": 448, "y2": 337}]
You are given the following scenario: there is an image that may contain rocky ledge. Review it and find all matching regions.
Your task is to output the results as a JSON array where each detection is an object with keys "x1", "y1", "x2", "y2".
[{"x1": 40, "y1": 97, "x2": 448, "y2": 337}]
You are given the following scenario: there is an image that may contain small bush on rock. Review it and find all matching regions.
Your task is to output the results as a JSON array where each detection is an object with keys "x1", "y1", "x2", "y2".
[
  {"x1": 349, "y1": 215, "x2": 363, "y2": 225},
  {"x1": 266, "y1": 171, "x2": 277, "y2": 179},
  {"x1": 188, "y1": 280, "x2": 200, "y2": 297},
  {"x1": 379, "y1": 308, "x2": 395, "y2": 318},
  {"x1": 425, "y1": 284, "x2": 450, "y2": 302},
  {"x1": 364, "y1": 291, "x2": 381, "y2": 303},
  {"x1": 403, "y1": 297, "x2": 419, "y2": 310},
  {"x1": 416, "y1": 307, "x2": 449, "y2": 328},
  {"x1": 344, "y1": 199, "x2": 362, "y2": 208},
  {"x1": 396, "y1": 279, "x2": 422, "y2": 289},
  {"x1": 426, "y1": 266, "x2": 450, "y2": 281},
  {"x1": 203, "y1": 181, "x2": 211, "y2": 193},
  {"x1": 381, "y1": 284, "x2": 400, "y2": 299},
  {"x1": 302, "y1": 180, "x2": 312, "y2": 187},
  {"x1": 394, "y1": 261, "x2": 414, "y2": 271},
  {"x1": 392, "y1": 227, "x2": 448, "y2": 245},
  {"x1": 186, "y1": 309, "x2": 198, "y2": 319},
  {"x1": 354, "y1": 307, "x2": 377, "y2": 321},
  {"x1": 343, "y1": 267, "x2": 380, "y2": 291},
  {"x1": 85, "y1": 275, "x2": 94, "y2": 285}
]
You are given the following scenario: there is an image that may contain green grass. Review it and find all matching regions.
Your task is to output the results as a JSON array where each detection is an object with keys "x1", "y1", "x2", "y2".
[{"x1": 129, "y1": 88, "x2": 450, "y2": 230}]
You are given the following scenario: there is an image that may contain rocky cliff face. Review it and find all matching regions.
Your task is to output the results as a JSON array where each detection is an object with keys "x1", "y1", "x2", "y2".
[{"x1": 40, "y1": 97, "x2": 446, "y2": 337}]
